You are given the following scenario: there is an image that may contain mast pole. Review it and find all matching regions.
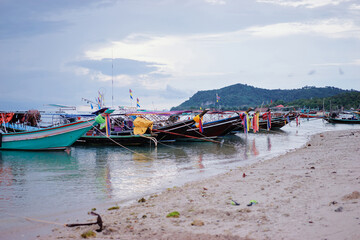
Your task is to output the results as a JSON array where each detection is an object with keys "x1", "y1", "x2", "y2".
[{"x1": 112, "y1": 49, "x2": 114, "y2": 108}]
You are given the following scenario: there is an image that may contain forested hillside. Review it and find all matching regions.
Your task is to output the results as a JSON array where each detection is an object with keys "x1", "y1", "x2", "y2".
[{"x1": 171, "y1": 83, "x2": 355, "y2": 110}]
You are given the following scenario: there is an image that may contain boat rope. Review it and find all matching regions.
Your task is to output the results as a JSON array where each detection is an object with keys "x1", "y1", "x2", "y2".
[
  {"x1": 87, "y1": 121, "x2": 155, "y2": 161},
  {"x1": 152, "y1": 129, "x2": 222, "y2": 144},
  {"x1": 6, "y1": 213, "x2": 66, "y2": 226},
  {"x1": 138, "y1": 135, "x2": 158, "y2": 147}
]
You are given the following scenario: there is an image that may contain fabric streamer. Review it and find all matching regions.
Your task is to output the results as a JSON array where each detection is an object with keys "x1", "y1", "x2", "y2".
[
  {"x1": 137, "y1": 98, "x2": 140, "y2": 108},
  {"x1": 267, "y1": 111, "x2": 272, "y2": 131},
  {"x1": 253, "y1": 112, "x2": 259, "y2": 133},
  {"x1": 243, "y1": 113, "x2": 249, "y2": 134},
  {"x1": 105, "y1": 114, "x2": 111, "y2": 137},
  {"x1": 193, "y1": 115, "x2": 204, "y2": 133}
]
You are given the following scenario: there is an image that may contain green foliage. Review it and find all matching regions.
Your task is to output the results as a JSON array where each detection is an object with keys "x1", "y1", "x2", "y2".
[
  {"x1": 288, "y1": 91, "x2": 360, "y2": 110},
  {"x1": 166, "y1": 211, "x2": 180, "y2": 218},
  {"x1": 107, "y1": 206, "x2": 119, "y2": 210},
  {"x1": 171, "y1": 84, "x2": 355, "y2": 110},
  {"x1": 81, "y1": 230, "x2": 96, "y2": 238}
]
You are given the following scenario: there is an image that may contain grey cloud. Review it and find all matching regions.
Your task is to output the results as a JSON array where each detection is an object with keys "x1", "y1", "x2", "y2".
[
  {"x1": 0, "y1": 0, "x2": 115, "y2": 39},
  {"x1": 71, "y1": 58, "x2": 161, "y2": 76}
]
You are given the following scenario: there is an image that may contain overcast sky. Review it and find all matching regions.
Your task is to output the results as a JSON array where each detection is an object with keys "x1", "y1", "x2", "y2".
[{"x1": 0, "y1": 0, "x2": 359, "y2": 110}]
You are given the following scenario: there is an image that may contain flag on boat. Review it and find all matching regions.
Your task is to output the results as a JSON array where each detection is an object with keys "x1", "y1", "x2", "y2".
[
  {"x1": 216, "y1": 93, "x2": 220, "y2": 103},
  {"x1": 97, "y1": 91, "x2": 104, "y2": 109},
  {"x1": 129, "y1": 89, "x2": 133, "y2": 100},
  {"x1": 137, "y1": 98, "x2": 140, "y2": 108}
]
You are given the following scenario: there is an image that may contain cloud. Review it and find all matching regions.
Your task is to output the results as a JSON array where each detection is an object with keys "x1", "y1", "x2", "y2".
[
  {"x1": 0, "y1": 0, "x2": 108, "y2": 39},
  {"x1": 71, "y1": 58, "x2": 160, "y2": 76},
  {"x1": 204, "y1": 0, "x2": 226, "y2": 5},
  {"x1": 244, "y1": 18, "x2": 360, "y2": 38},
  {"x1": 257, "y1": 0, "x2": 351, "y2": 9},
  {"x1": 350, "y1": 4, "x2": 360, "y2": 10},
  {"x1": 313, "y1": 59, "x2": 360, "y2": 66}
]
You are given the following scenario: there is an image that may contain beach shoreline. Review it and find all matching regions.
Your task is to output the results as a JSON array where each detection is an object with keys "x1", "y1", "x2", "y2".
[{"x1": 33, "y1": 129, "x2": 360, "y2": 239}]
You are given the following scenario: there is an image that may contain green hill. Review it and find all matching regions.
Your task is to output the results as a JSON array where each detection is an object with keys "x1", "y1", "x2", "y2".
[
  {"x1": 287, "y1": 91, "x2": 360, "y2": 110},
  {"x1": 171, "y1": 84, "x2": 357, "y2": 110}
]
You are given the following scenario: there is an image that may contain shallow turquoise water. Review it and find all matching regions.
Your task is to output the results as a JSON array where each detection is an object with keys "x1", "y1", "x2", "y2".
[{"x1": 1, "y1": 119, "x2": 359, "y2": 239}]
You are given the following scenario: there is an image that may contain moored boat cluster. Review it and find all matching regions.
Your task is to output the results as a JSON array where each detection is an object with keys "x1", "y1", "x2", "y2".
[{"x1": 1, "y1": 107, "x2": 359, "y2": 151}]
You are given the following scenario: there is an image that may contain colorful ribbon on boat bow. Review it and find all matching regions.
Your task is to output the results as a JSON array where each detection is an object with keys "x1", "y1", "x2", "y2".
[{"x1": 193, "y1": 114, "x2": 204, "y2": 133}]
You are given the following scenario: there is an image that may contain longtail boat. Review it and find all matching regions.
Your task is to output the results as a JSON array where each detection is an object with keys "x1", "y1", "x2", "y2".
[
  {"x1": 178, "y1": 115, "x2": 242, "y2": 141},
  {"x1": 324, "y1": 112, "x2": 360, "y2": 124},
  {"x1": 153, "y1": 110, "x2": 208, "y2": 142},
  {"x1": 76, "y1": 110, "x2": 158, "y2": 146},
  {"x1": 0, "y1": 120, "x2": 95, "y2": 150},
  {"x1": 233, "y1": 111, "x2": 295, "y2": 132}
]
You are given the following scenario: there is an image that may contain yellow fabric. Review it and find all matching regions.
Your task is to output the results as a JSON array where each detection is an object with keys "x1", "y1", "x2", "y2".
[
  {"x1": 193, "y1": 115, "x2": 203, "y2": 127},
  {"x1": 133, "y1": 117, "x2": 153, "y2": 135}
]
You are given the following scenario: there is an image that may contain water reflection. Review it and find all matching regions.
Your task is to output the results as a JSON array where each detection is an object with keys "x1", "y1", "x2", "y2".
[{"x1": 267, "y1": 136, "x2": 272, "y2": 151}]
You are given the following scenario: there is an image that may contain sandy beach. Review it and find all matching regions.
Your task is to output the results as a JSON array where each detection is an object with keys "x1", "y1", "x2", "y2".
[{"x1": 41, "y1": 129, "x2": 360, "y2": 240}]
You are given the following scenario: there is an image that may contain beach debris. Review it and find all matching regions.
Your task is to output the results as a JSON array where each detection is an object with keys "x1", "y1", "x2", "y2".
[
  {"x1": 166, "y1": 211, "x2": 180, "y2": 218},
  {"x1": 329, "y1": 201, "x2": 338, "y2": 206},
  {"x1": 203, "y1": 187, "x2": 208, "y2": 191},
  {"x1": 342, "y1": 191, "x2": 360, "y2": 200},
  {"x1": 243, "y1": 173, "x2": 247, "y2": 178},
  {"x1": 66, "y1": 212, "x2": 103, "y2": 232},
  {"x1": 231, "y1": 200, "x2": 240, "y2": 206},
  {"x1": 238, "y1": 208, "x2": 251, "y2": 213},
  {"x1": 310, "y1": 166, "x2": 315, "y2": 169},
  {"x1": 91, "y1": 208, "x2": 96, "y2": 211},
  {"x1": 247, "y1": 200, "x2": 258, "y2": 206},
  {"x1": 191, "y1": 220, "x2": 204, "y2": 226},
  {"x1": 108, "y1": 206, "x2": 119, "y2": 210},
  {"x1": 138, "y1": 197, "x2": 146, "y2": 203},
  {"x1": 81, "y1": 230, "x2": 96, "y2": 238},
  {"x1": 334, "y1": 207, "x2": 343, "y2": 212}
]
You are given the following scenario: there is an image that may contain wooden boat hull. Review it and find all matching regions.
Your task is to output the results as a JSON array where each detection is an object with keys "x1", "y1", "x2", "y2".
[
  {"x1": 259, "y1": 117, "x2": 289, "y2": 129},
  {"x1": 76, "y1": 134, "x2": 157, "y2": 146},
  {"x1": 299, "y1": 113, "x2": 322, "y2": 118},
  {"x1": 233, "y1": 115, "x2": 292, "y2": 132},
  {"x1": 324, "y1": 118, "x2": 360, "y2": 124},
  {"x1": 180, "y1": 116, "x2": 242, "y2": 140},
  {"x1": 0, "y1": 120, "x2": 95, "y2": 150},
  {"x1": 154, "y1": 119, "x2": 196, "y2": 141}
]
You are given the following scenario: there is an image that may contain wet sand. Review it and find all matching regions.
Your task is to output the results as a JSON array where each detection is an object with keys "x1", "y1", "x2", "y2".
[{"x1": 42, "y1": 130, "x2": 360, "y2": 239}]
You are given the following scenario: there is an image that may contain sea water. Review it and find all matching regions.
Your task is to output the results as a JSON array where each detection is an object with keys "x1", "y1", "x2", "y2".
[{"x1": 1, "y1": 119, "x2": 360, "y2": 239}]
